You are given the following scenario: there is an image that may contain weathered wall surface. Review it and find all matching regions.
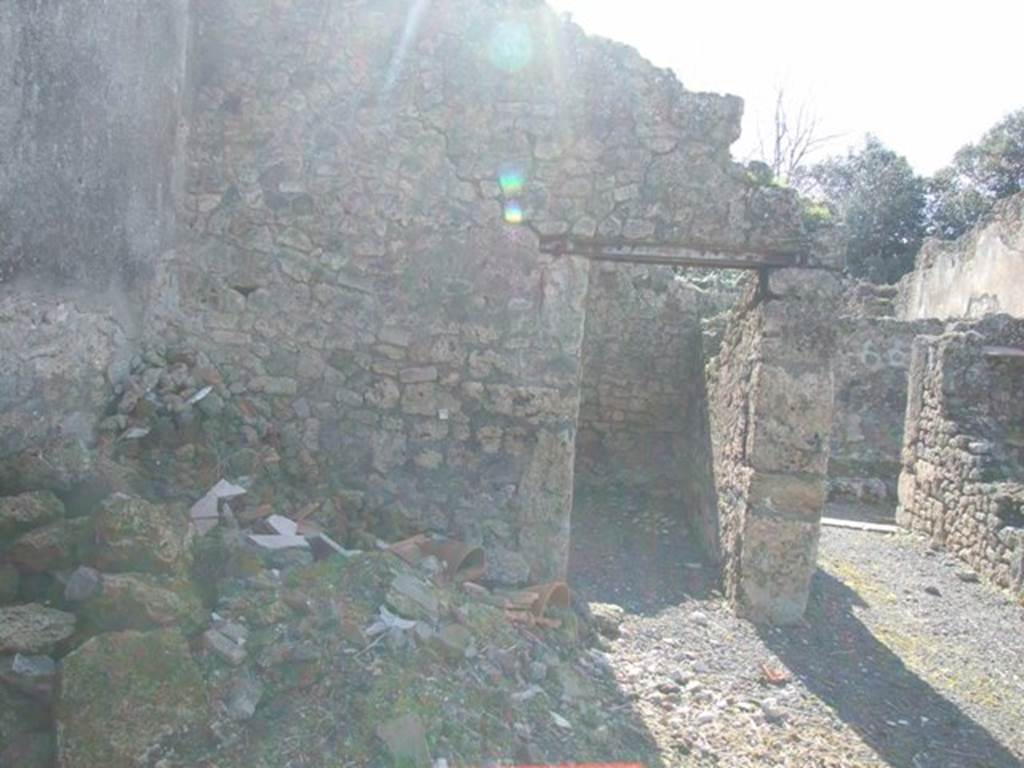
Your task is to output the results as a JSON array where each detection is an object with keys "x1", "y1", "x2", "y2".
[
  {"x1": 827, "y1": 285, "x2": 943, "y2": 520},
  {"x1": 151, "y1": 0, "x2": 810, "y2": 582},
  {"x1": 897, "y1": 316, "x2": 1024, "y2": 596},
  {"x1": 0, "y1": 292, "x2": 134, "y2": 496},
  {"x1": 0, "y1": 0, "x2": 193, "y2": 289},
  {"x1": 574, "y1": 263, "x2": 718, "y2": 558},
  {"x1": 0, "y1": 0, "x2": 815, "y2": 590},
  {"x1": 708, "y1": 269, "x2": 839, "y2": 623},
  {"x1": 0, "y1": 1, "x2": 193, "y2": 493},
  {"x1": 898, "y1": 192, "x2": 1024, "y2": 321}
]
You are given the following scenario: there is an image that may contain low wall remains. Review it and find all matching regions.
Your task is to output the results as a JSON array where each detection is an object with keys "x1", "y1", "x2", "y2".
[
  {"x1": 897, "y1": 315, "x2": 1024, "y2": 596},
  {"x1": 828, "y1": 285, "x2": 942, "y2": 520}
]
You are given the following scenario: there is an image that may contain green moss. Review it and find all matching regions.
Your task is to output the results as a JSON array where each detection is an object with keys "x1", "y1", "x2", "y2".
[
  {"x1": 356, "y1": 657, "x2": 516, "y2": 764},
  {"x1": 288, "y1": 552, "x2": 393, "y2": 630},
  {"x1": 462, "y1": 602, "x2": 513, "y2": 640},
  {"x1": 0, "y1": 490, "x2": 65, "y2": 539},
  {"x1": 745, "y1": 162, "x2": 776, "y2": 187},
  {"x1": 233, "y1": 592, "x2": 294, "y2": 628},
  {"x1": 56, "y1": 629, "x2": 209, "y2": 768},
  {"x1": 94, "y1": 494, "x2": 190, "y2": 575},
  {"x1": 80, "y1": 573, "x2": 205, "y2": 634},
  {"x1": 801, "y1": 200, "x2": 834, "y2": 230},
  {"x1": 286, "y1": 551, "x2": 354, "y2": 589}
]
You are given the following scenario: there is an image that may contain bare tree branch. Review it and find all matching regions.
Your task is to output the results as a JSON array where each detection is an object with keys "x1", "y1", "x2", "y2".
[{"x1": 753, "y1": 85, "x2": 843, "y2": 187}]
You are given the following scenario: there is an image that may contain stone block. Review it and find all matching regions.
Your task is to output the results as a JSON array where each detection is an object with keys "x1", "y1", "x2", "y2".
[
  {"x1": 0, "y1": 491, "x2": 64, "y2": 540},
  {"x1": 0, "y1": 653, "x2": 57, "y2": 701},
  {"x1": 56, "y1": 629, "x2": 209, "y2": 768},
  {"x1": 746, "y1": 363, "x2": 833, "y2": 476},
  {"x1": 732, "y1": 515, "x2": 821, "y2": 625},
  {"x1": 93, "y1": 494, "x2": 190, "y2": 576},
  {"x1": 0, "y1": 604, "x2": 75, "y2": 654},
  {"x1": 747, "y1": 472, "x2": 826, "y2": 522},
  {"x1": 8, "y1": 518, "x2": 88, "y2": 574},
  {"x1": 64, "y1": 566, "x2": 102, "y2": 603},
  {"x1": 81, "y1": 573, "x2": 205, "y2": 633},
  {"x1": 897, "y1": 472, "x2": 917, "y2": 510}
]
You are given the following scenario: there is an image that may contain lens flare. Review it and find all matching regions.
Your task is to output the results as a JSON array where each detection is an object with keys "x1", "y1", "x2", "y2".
[
  {"x1": 499, "y1": 169, "x2": 525, "y2": 197},
  {"x1": 503, "y1": 202, "x2": 524, "y2": 224},
  {"x1": 487, "y1": 21, "x2": 534, "y2": 73},
  {"x1": 382, "y1": 0, "x2": 430, "y2": 97}
]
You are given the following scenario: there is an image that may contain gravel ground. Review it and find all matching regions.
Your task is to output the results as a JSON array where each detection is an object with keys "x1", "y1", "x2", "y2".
[{"x1": 570, "y1": 501, "x2": 1024, "y2": 767}]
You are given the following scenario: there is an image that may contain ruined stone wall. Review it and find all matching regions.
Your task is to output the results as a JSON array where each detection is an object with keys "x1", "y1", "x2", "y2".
[
  {"x1": 897, "y1": 315, "x2": 1024, "y2": 596},
  {"x1": 0, "y1": 294, "x2": 133, "y2": 497},
  {"x1": 708, "y1": 269, "x2": 839, "y2": 622},
  {"x1": 574, "y1": 263, "x2": 718, "y2": 558},
  {"x1": 151, "y1": 0, "x2": 809, "y2": 582},
  {"x1": 898, "y1": 192, "x2": 1024, "y2": 321},
  {"x1": 0, "y1": 0, "x2": 193, "y2": 289},
  {"x1": 0, "y1": 0, "x2": 193, "y2": 494},
  {"x1": 827, "y1": 285, "x2": 943, "y2": 520}
]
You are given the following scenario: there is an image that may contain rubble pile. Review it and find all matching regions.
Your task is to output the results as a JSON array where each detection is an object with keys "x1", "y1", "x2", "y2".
[
  {"x1": 0, "y1": 467, "x2": 659, "y2": 767},
  {"x1": 97, "y1": 343, "x2": 276, "y2": 502}
]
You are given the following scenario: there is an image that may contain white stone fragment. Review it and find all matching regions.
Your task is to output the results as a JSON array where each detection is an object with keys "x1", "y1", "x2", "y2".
[
  {"x1": 366, "y1": 605, "x2": 418, "y2": 636},
  {"x1": 550, "y1": 711, "x2": 573, "y2": 730},
  {"x1": 247, "y1": 534, "x2": 310, "y2": 550},
  {"x1": 264, "y1": 515, "x2": 298, "y2": 536},
  {"x1": 186, "y1": 385, "x2": 214, "y2": 405},
  {"x1": 209, "y1": 479, "x2": 247, "y2": 500},
  {"x1": 189, "y1": 494, "x2": 219, "y2": 520}
]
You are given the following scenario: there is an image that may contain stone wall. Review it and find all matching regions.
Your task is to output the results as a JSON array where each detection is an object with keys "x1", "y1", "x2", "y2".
[
  {"x1": 827, "y1": 285, "x2": 942, "y2": 520},
  {"x1": 0, "y1": 0, "x2": 194, "y2": 494},
  {"x1": 898, "y1": 192, "x2": 1024, "y2": 321},
  {"x1": 574, "y1": 263, "x2": 718, "y2": 558},
  {"x1": 708, "y1": 269, "x2": 839, "y2": 623},
  {"x1": 152, "y1": 0, "x2": 810, "y2": 582},
  {"x1": 0, "y1": 0, "x2": 193, "y2": 289},
  {"x1": 897, "y1": 315, "x2": 1024, "y2": 596},
  {"x1": 0, "y1": 0, "x2": 820, "y2": 598},
  {"x1": 0, "y1": 291, "x2": 133, "y2": 498}
]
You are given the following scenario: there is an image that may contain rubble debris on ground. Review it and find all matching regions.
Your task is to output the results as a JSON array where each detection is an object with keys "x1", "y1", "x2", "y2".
[{"x1": 0, "y1": 451, "x2": 658, "y2": 767}]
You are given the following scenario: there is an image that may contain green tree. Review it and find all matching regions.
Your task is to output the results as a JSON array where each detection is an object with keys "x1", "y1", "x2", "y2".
[
  {"x1": 801, "y1": 136, "x2": 925, "y2": 283},
  {"x1": 927, "y1": 108, "x2": 1024, "y2": 239}
]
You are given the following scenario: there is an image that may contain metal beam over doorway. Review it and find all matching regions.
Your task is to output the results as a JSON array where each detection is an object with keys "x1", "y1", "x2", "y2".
[{"x1": 538, "y1": 236, "x2": 805, "y2": 270}]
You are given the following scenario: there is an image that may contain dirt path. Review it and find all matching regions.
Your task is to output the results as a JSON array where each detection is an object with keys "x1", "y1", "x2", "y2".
[{"x1": 571, "y1": 507, "x2": 1024, "y2": 767}]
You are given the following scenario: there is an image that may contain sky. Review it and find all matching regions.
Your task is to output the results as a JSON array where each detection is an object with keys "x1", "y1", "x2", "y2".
[{"x1": 546, "y1": 0, "x2": 1024, "y2": 175}]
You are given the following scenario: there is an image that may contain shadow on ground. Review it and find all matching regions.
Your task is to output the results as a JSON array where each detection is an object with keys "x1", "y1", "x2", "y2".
[
  {"x1": 569, "y1": 488, "x2": 715, "y2": 615},
  {"x1": 759, "y1": 570, "x2": 1019, "y2": 768}
]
